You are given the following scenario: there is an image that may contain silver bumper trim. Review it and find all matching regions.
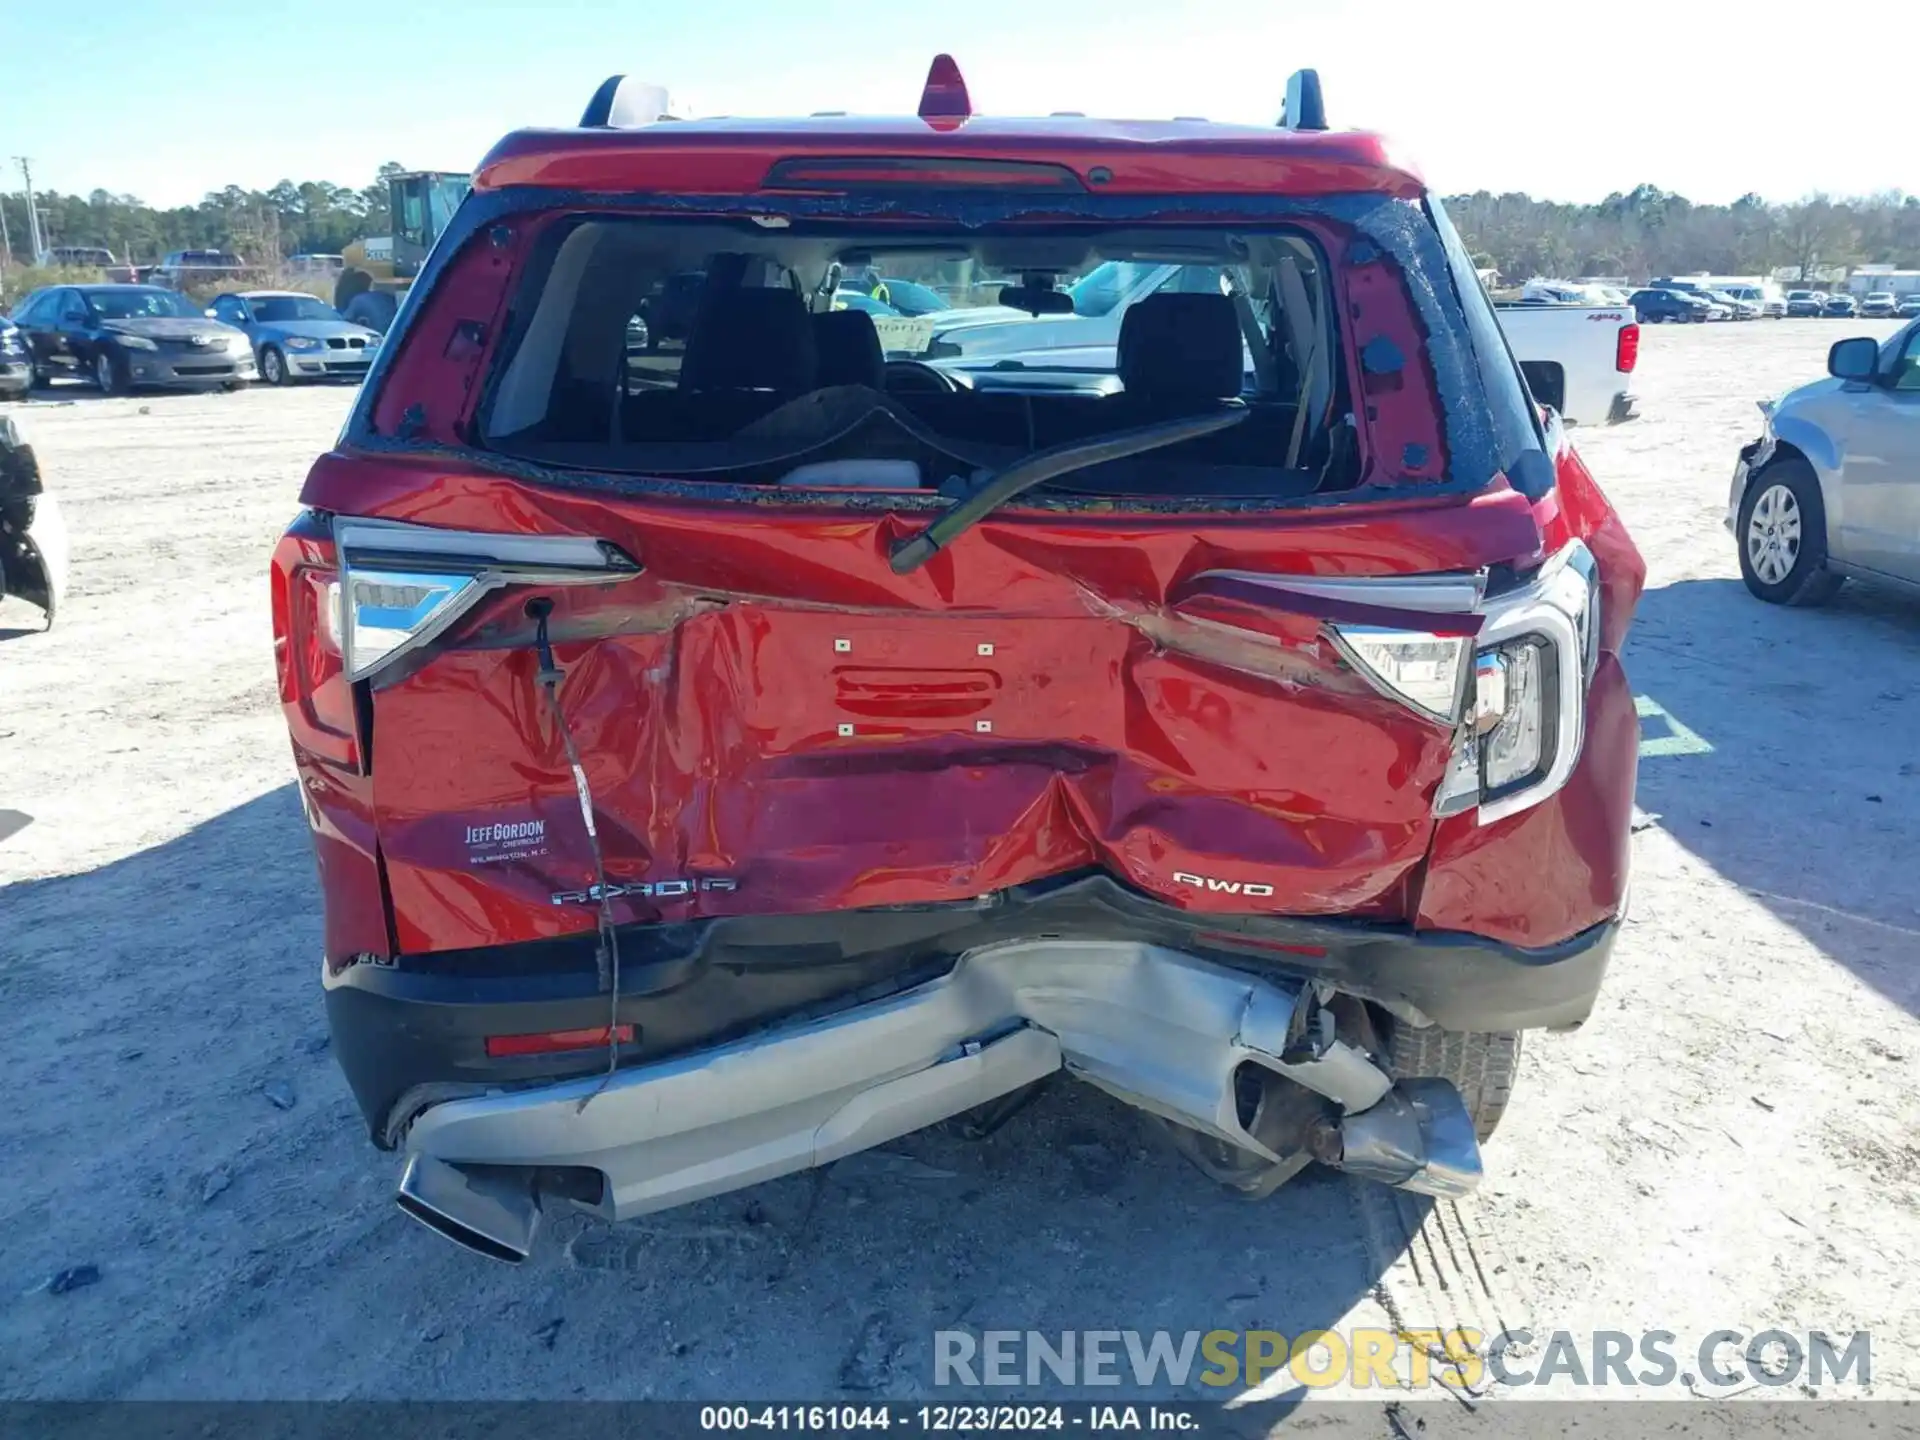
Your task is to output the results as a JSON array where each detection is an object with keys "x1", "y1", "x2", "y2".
[{"x1": 404, "y1": 939, "x2": 1481, "y2": 1237}]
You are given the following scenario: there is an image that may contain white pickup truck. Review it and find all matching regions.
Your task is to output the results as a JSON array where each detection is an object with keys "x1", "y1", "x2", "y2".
[
  {"x1": 909, "y1": 262, "x2": 1640, "y2": 429},
  {"x1": 1494, "y1": 301, "x2": 1640, "y2": 427}
]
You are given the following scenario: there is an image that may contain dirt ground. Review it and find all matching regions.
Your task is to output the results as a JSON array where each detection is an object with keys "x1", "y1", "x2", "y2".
[{"x1": 3, "y1": 322, "x2": 1918, "y2": 1423}]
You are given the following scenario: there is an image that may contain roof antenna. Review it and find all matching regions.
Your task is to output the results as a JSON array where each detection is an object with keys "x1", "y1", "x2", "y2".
[
  {"x1": 918, "y1": 54, "x2": 972, "y2": 121},
  {"x1": 1279, "y1": 69, "x2": 1327, "y2": 131}
]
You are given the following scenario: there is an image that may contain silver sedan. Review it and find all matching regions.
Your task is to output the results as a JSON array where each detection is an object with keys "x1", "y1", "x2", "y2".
[{"x1": 1728, "y1": 319, "x2": 1920, "y2": 604}]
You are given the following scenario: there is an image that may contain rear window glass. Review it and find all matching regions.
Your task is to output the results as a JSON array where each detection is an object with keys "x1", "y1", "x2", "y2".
[
  {"x1": 1423, "y1": 196, "x2": 1544, "y2": 489},
  {"x1": 477, "y1": 219, "x2": 1360, "y2": 502}
]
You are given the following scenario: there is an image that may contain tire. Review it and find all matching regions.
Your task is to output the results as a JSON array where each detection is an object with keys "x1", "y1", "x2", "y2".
[
  {"x1": 1736, "y1": 457, "x2": 1844, "y2": 607},
  {"x1": 1388, "y1": 1023, "x2": 1521, "y2": 1143},
  {"x1": 259, "y1": 346, "x2": 287, "y2": 386},
  {"x1": 93, "y1": 348, "x2": 125, "y2": 395}
]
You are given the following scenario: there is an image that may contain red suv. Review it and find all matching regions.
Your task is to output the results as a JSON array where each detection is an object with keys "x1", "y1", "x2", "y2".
[{"x1": 271, "y1": 61, "x2": 1643, "y2": 1262}]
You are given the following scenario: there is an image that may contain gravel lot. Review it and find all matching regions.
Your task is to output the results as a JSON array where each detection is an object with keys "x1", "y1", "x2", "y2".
[{"x1": 3, "y1": 321, "x2": 1917, "y2": 1420}]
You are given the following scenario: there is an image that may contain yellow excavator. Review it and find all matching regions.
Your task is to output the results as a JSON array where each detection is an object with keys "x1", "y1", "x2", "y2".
[{"x1": 334, "y1": 170, "x2": 472, "y2": 332}]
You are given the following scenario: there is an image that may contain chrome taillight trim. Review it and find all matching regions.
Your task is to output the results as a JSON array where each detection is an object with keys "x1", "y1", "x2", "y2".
[{"x1": 332, "y1": 517, "x2": 638, "y2": 682}]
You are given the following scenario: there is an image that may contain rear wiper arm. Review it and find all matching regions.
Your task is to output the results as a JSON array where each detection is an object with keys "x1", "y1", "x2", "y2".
[{"x1": 888, "y1": 403, "x2": 1249, "y2": 575}]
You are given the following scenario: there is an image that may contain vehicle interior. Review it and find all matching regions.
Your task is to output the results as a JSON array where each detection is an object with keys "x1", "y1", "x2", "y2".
[{"x1": 482, "y1": 220, "x2": 1356, "y2": 500}]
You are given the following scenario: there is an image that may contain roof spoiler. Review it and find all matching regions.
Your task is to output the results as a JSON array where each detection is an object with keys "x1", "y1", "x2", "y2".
[
  {"x1": 1279, "y1": 69, "x2": 1327, "y2": 131},
  {"x1": 581, "y1": 76, "x2": 677, "y2": 128}
]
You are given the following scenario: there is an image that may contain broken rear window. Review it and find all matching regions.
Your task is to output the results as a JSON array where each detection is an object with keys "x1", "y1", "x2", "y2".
[{"x1": 475, "y1": 218, "x2": 1364, "y2": 503}]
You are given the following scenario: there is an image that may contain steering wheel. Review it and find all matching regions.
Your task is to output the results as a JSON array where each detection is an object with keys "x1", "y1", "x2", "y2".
[{"x1": 882, "y1": 359, "x2": 962, "y2": 395}]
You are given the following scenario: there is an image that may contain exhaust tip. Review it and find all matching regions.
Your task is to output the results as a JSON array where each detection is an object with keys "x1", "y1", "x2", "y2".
[{"x1": 395, "y1": 1154, "x2": 541, "y2": 1264}]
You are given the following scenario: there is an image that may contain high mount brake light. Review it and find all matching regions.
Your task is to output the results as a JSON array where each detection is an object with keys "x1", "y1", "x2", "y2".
[
  {"x1": 332, "y1": 519, "x2": 639, "y2": 683},
  {"x1": 761, "y1": 156, "x2": 1085, "y2": 192},
  {"x1": 1326, "y1": 540, "x2": 1601, "y2": 826},
  {"x1": 917, "y1": 53, "x2": 972, "y2": 121}
]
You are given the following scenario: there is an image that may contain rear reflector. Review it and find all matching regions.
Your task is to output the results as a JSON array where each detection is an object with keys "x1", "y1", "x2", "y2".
[
  {"x1": 485, "y1": 1025, "x2": 634, "y2": 1058},
  {"x1": 1198, "y1": 932, "x2": 1328, "y2": 958},
  {"x1": 1616, "y1": 322, "x2": 1639, "y2": 373}
]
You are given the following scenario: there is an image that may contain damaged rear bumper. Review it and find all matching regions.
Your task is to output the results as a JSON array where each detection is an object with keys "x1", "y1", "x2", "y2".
[
  {"x1": 328, "y1": 875, "x2": 1618, "y2": 1151},
  {"x1": 394, "y1": 939, "x2": 1484, "y2": 1260}
]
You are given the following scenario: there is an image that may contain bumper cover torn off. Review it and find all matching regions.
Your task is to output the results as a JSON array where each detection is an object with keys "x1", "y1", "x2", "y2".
[{"x1": 397, "y1": 939, "x2": 1483, "y2": 1261}]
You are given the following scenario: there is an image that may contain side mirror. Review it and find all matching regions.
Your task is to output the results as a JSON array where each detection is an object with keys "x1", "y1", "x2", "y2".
[
  {"x1": 1828, "y1": 336, "x2": 1879, "y2": 382},
  {"x1": 205, "y1": 308, "x2": 219, "y2": 319}
]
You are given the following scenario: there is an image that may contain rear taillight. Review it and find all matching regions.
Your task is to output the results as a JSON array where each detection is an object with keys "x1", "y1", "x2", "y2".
[
  {"x1": 271, "y1": 513, "x2": 357, "y2": 770},
  {"x1": 1616, "y1": 322, "x2": 1640, "y2": 373},
  {"x1": 1327, "y1": 540, "x2": 1601, "y2": 826},
  {"x1": 332, "y1": 517, "x2": 640, "y2": 683}
]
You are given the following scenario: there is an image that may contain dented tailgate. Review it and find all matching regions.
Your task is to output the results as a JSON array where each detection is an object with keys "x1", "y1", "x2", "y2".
[{"x1": 319, "y1": 469, "x2": 1548, "y2": 955}]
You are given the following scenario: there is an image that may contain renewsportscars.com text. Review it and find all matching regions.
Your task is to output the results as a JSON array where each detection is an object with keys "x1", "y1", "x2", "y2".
[{"x1": 934, "y1": 1328, "x2": 1871, "y2": 1391}]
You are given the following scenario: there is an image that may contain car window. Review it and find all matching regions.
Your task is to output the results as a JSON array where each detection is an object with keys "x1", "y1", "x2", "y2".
[
  {"x1": 84, "y1": 289, "x2": 201, "y2": 320},
  {"x1": 1425, "y1": 194, "x2": 1547, "y2": 484},
  {"x1": 1067, "y1": 261, "x2": 1161, "y2": 318},
  {"x1": 474, "y1": 220, "x2": 1361, "y2": 492},
  {"x1": 1890, "y1": 327, "x2": 1920, "y2": 393},
  {"x1": 250, "y1": 296, "x2": 343, "y2": 323},
  {"x1": 9, "y1": 290, "x2": 51, "y2": 324},
  {"x1": 61, "y1": 294, "x2": 90, "y2": 323},
  {"x1": 1158, "y1": 265, "x2": 1228, "y2": 297}
]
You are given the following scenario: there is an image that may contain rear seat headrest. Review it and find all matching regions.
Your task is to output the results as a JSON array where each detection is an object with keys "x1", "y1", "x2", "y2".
[
  {"x1": 679, "y1": 287, "x2": 818, "y2": 392},
  {"x1": 812, "y1": 309, "x2": 886, "y2": 390},
  {"x1": 1116, "y1": 293, "x2": 1244, "y2": 403}
]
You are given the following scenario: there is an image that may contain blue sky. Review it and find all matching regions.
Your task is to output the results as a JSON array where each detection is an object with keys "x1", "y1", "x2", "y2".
[{"x1": 3, "y1": 0, "x2": 1916, "y2": 209}]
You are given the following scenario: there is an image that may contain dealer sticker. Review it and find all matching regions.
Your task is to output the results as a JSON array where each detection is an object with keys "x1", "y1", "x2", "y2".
[{"x1": 464, "y1": 817, "x2": 548, "y2": 865}]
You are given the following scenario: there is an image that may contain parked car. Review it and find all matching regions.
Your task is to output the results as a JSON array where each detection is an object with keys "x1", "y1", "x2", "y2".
[
  {"x1": 869, "y1": 277, "x2": 950, "y2": 316},
  {"x1": 287, "y1": 254, "x2": 347, "y2": 275},
  {"x1": 7, "y1": 284, "x2": 256, "y2": 393},
  {"x1": 1785, "y1": 290, "x2": 1826, "y2": 317},
  {"x1": 44, "y1": 245, "x2": 117, "y2": 269},
  {"x1": 149, "y1": 249, "x2": 249, "y2": 289},
  {"x1": 207, "y1": 291, "x2": 380, "y2": 385},
  {"x1": 1494, "y1": 301, "x2": 1641, "y2": 425},
  {"x1": 1629, "y1": 287, "x2": 1712, "y2": 324},
  {"x1": 1717, "y1": 284, "x2": 1786, "y2": 318},
  {"x1": 0, "y1": 410, "x2": 66, "y2": 628},
  {"x1": 272, "y1": 62, "x2": 1646, "y2": 1263},
  {"x1": 1823, "y1": 294, "x2": 1860, "y2": 318},
  {"x1": 1704, "y1": 288, "x2": 1760, "y2": 320},
  {"x1": 1729, "y1": 320, "x2": 1920, "y2": 604},
  {"x1": 830, "y1": 290, "x2": 902, "y2": 316},
  {"x1": 838, "y1": 272, "x2": 952, "y2": 316},
  {"x1": 1858, "y1": 292, "x2": 1899, "y2": 318},
  {"x1": 1899, "y1": 295, "x2": 1920, "y2": 319},
  {"x1": 0, "y1": 317, "x2": 31, "y2": 400}
]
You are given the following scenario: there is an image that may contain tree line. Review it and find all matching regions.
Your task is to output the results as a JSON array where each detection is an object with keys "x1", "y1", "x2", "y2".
[
  {"x1": 0, "y1": 164, "x2": 412, "y2": 266},
  {"x1": 1445, "y1": 185, "x2": 1920, "y2": 283},
  {"x1": 5, "y1": 169, "x2": 1920, "y2": 283}
]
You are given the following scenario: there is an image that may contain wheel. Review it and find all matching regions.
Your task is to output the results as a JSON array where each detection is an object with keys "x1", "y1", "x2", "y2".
[
  {"x1": 1387, "y1": 1022, "x2": 1521, "y2": 1143},
  {"x1": 93, "y1": 348, "x2": 125, "y2": 395},
  {"x1": 259, "y1": 346, "x2": 287, "y2": 386},
  {"x1": 1737, "y1": 458, "x2": 1844, "y2": 606}
]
